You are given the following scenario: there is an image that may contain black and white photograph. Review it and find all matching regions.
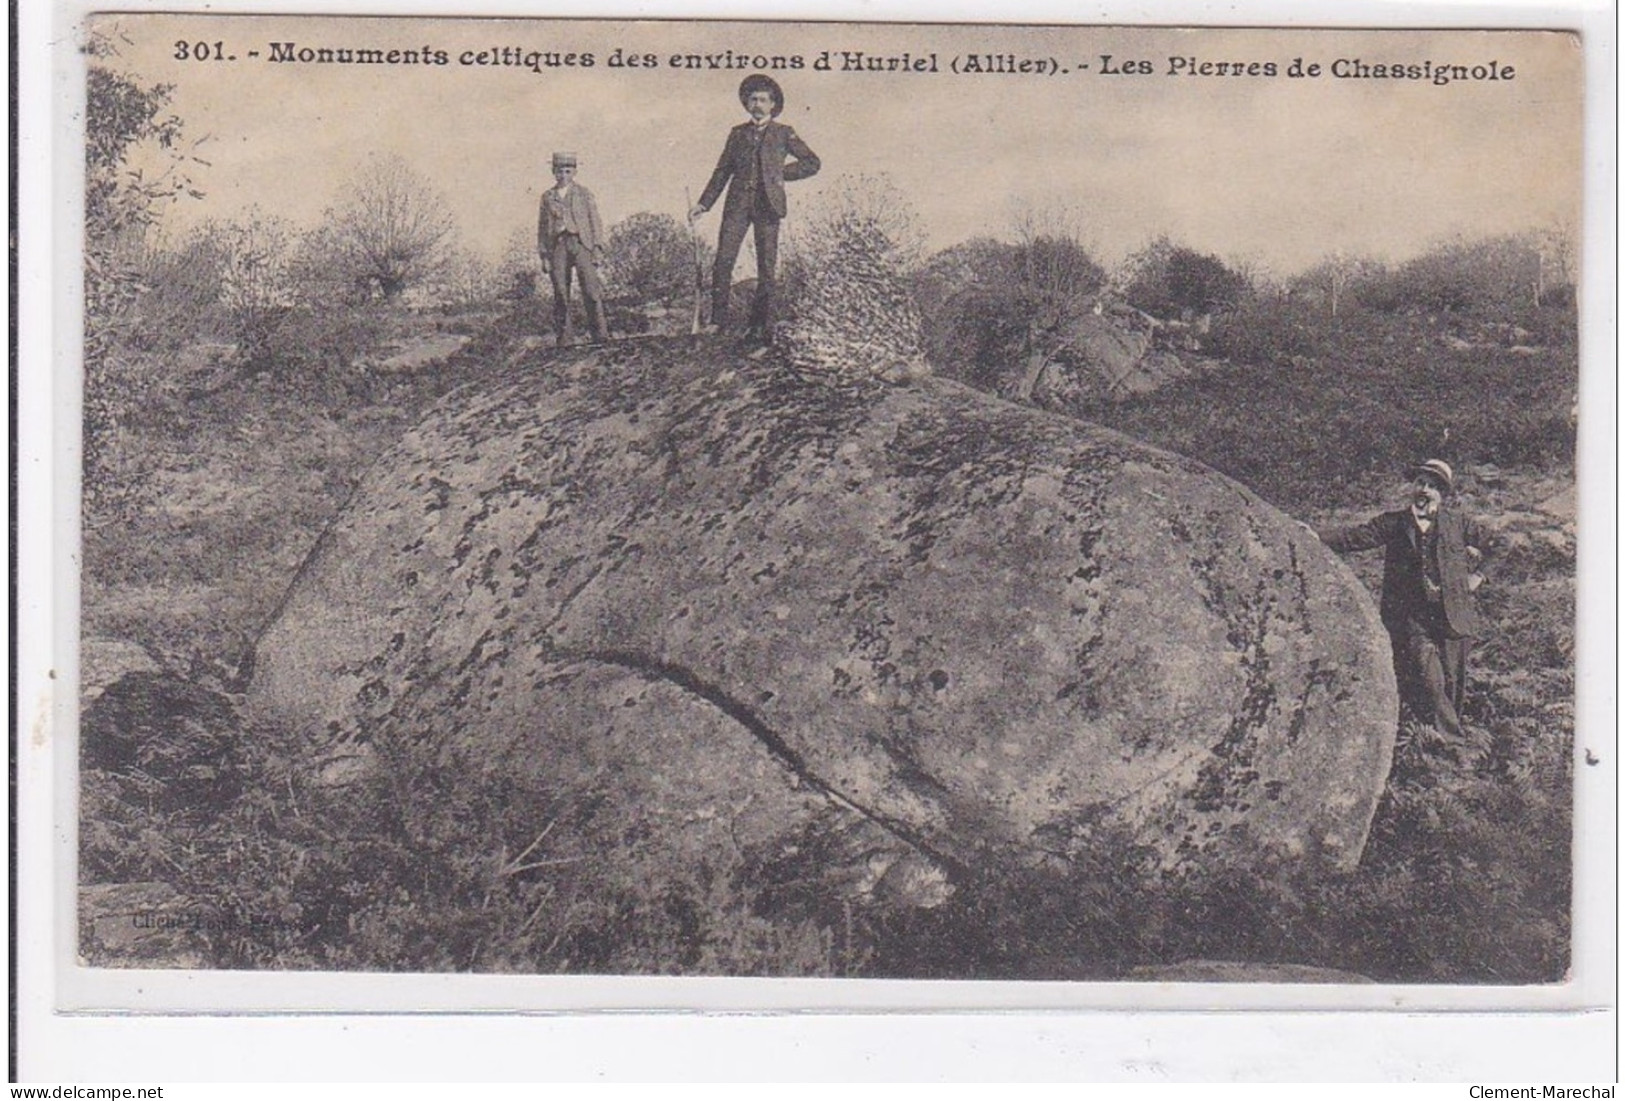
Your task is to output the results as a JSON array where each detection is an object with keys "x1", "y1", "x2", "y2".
[{"x1": 60, "y1": 11, "x2": 1596, "y2": 1010}]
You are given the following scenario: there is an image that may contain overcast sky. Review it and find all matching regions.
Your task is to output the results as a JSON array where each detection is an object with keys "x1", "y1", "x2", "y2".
[{"x1": 96, "y1": 15, "x2": 1583, "y2": 277}]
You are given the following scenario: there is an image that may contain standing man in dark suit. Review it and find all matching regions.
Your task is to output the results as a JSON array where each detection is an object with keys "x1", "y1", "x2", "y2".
[
  {"x1": 689, "y1": 74, "x2": 821, "y2": 346},
  {"x1": 538, "y1": 151, "x2": 610, "y2": 346},
  {"x1": 1320, "y1": 459, "x2": 1491, "y2": 741}
]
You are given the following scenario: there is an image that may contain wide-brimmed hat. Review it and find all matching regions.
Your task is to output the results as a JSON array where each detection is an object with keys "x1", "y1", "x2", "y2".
[
  {"x1": 1411, "y1": 458, "x2": 1454, "y2": 492},
  {"x1": 551, "y1": 151, "x2": 578, "y2": 168},
  {"x1": 738, "y1": 74, "x2": 784, "y2": 116}
]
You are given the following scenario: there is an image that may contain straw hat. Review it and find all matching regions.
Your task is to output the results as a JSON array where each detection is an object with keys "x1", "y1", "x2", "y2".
[{"x1": 1412, "y1": 459, "x2": 1454, "y2": 492}]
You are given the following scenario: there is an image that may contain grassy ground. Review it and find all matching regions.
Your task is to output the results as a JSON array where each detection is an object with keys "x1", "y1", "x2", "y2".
[
  {"x1": 78, "y1": 299, "x2": 1578, "y2": 981},
  {"x1": 1072, "y1": 309, "x2": 1576, "y2": 514}
]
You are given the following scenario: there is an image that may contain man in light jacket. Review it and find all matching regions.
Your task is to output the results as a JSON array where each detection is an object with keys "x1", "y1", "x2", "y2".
[
  {"x1": 538, "y1": 151, "x2": 609, "y2": 345},
  {"x1": 689, "y1": 75, "x2": 821, "y2": 346}
]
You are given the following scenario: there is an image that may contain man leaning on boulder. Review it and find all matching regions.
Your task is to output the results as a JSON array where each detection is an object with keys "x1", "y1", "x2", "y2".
[{"x1": 1319, "y1": 459, "x2": 1492, "y2": 746}]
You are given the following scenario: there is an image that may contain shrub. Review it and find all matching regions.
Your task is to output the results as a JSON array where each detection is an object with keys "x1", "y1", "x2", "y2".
[
  {"x1": 311, "y1": 155, "x2": 457, "y2": 301},
  {"x1": 245, "y1": 303, "x2": 392, "y2": 398},
  {"x1": 1121, "y1": 239, "x2": 1247, "y2": 318},
  {"x1": 121, "y1": 232, "x2": 232, "y2": 351},
  {"x1": 916, "y1": 230, "x2": 1106, "y2": 393},
  {"x1": 88, "y1": 698, "x2": 876, "y2": 975},
  {"x1": 82, "y1": 40, "x2": 205, "y2": 521},
  {"x1": 84, "y1": 62, "x2": 191, "y2": 359},
  {"x1": 1354, "y1": 234, "x2": 1573, "y2": 321},
  {"x1": 869, "y1": 718, "x2": 1569, "y2": 984},
  {"x1": 603, "y1": 211, "x2": 701, "y2": 309},
  {"x1": 431, "y1": 247, "x2": 503, "y2": 310},
  {"x1": 1206, "y1": 296, "x2": 1325, "y2": 364},
  {"x1": 1291, "y1": 253, "x2": 1387, "y2": 318},
  {"x1": 912, "y1": 237, "x2": 1019, "y2": 377}
]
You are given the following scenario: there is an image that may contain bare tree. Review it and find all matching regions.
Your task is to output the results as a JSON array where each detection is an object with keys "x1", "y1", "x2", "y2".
[
  {"x1": 1296, "y1": 250, "x2": 1381, "y2": 317},
  {"x1": 1325, "y1": 250, "x2": 1354, "y2": 318},
  {"x1": 1532, "y1": 221, "x2": 1577, "y2": 306},
  {"x1": 789, "y1": 172, "x2": 927, "y2": 273},
  {"x1": 323, "y1": 155, "x2": 456, "y2": 300},
  {"x1": 1006, "y1": 205, "x2": 1107, "y2": 400}
]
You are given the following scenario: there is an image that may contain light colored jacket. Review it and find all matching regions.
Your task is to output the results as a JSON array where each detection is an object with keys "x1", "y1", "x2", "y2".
[{"x1": 538, "y1": 183, "x2": 605, "y2": 254}]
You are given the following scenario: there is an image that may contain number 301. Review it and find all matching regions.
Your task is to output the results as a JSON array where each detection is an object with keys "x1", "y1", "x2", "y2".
[{"x1": 173, "y1": 40, "x2": 227, "y2": 61}]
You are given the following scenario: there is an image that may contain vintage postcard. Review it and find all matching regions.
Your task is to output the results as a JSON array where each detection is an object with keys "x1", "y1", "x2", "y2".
[{"x1": 50, "y1": 9, "x2": 1604, "y2": 1026}]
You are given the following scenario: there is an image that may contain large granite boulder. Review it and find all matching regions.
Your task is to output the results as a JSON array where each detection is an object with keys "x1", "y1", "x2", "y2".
[{"x1": 246, "y1": 337, "x2": 1396, "y2": 909}]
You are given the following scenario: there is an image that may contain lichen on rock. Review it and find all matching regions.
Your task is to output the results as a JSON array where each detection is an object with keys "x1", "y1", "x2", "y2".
[
  {"x1": 246, "y1": 335, "x2": 1397, "y2": 927},
  {"x1": 781, "y1": 221, "x2": 930, "y2": 382}
]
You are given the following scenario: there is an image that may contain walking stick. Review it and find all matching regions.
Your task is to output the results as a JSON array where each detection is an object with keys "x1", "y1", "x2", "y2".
[{"x1": 685, "y1": 188, "x2": 704, "y2": 335}]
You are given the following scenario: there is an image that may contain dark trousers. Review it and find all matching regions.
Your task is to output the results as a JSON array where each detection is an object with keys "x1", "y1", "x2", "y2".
[
  {"x1": 1389, "y1": 614, "x2": 1472, "y2": 738},
  {"x1": 549, "y1": 235, "x2": 608, "y2": 341},
  {"x1": 711, "y1": 198, "x2": 780, "y2": 336}
]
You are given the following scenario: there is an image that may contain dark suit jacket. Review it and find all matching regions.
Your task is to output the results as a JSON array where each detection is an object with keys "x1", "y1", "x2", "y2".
[
  {"x1": 697, "y1": 120, "x2": 820, "y2": 222},
  {"x1": 1323, "y1": 506, "x2": 1488, "y2": 638}
]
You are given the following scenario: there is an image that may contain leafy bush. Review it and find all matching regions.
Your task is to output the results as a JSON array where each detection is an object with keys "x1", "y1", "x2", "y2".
[
  {"x1": 84, "y1": 64, "x2": 192, "y2": 359},
  {"x1": 916, "y1": 231, "x2": 1106, "y2": 393},
  {"x1": 604, "y1": 211, "x2": 701, "y2": 309},
  {"x1": 1121, "y1": 238, "x2": 1247, "y2": 318},
  {"x1": 912, "y1": 237, "x2": 1020, "y2": 379},
  {"x1": 83, "y1": 42, "x2": 206, "y2": 520},
  {"x1": 1354, "y1": 234, "x2": 1575, "y2": 322}
]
